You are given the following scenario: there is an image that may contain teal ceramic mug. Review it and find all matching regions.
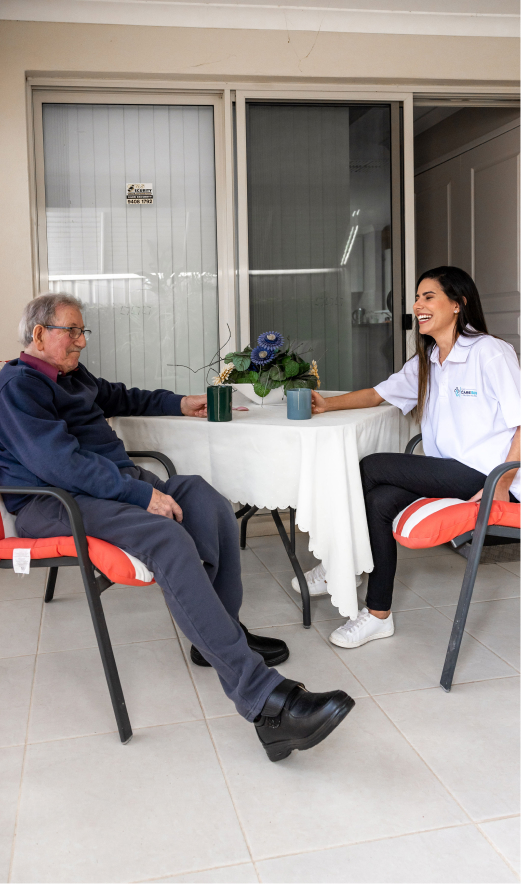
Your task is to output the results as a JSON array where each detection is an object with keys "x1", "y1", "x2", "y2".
[
  {"x1": 207, "y1": 385, "x2": 232, "y2": 422},
  {"x1": 286, "y1": 387, "x2": 312, "y2": 420}
]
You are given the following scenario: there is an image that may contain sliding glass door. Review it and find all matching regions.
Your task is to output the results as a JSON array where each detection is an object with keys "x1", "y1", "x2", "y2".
[
  {"x1": 244, "y1": 101, "x2": 399, "y2": 390},
  {"x1": 35, "y1": 90, "x2": 406, "y2": 394}
]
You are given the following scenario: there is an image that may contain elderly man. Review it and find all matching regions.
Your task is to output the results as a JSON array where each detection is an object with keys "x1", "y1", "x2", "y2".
[{"x1": 0, "y1": 293, "x2": 354, "y2": 760}]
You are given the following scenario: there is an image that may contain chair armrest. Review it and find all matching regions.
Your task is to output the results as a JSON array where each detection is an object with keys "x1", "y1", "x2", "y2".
[
  {"x1": 0, "y1": 485, "x2": 90, "y2": 567},
  {"x1": 479, "y1": 461, "x2": 521, "y2": 515},
  {"x1": 126, "y1": 451, "x2": 176, "y2": 479},
  {"x1": 405, "y1": 433, "x2": 422, "y2": 455}
]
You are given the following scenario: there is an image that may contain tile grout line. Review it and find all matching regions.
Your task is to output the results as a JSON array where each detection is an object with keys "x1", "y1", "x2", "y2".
[
  {"x1": 433, "y1": 602, "x2": 520, "y2": 673},
  {"x1": 476, "y1": 821, "x2": 521, "y2": 879},
  {"x1": 129, "y1": 824, "x2": 477, "y2": 883},
  {"x1": 133, "y1": 817, "x2": 518, "y2": 881},
  {"x1": 136, "y1": 599, "x2": 262, "y2": 881},
  {"x1": 371, "y1": 690, "x2": 493, "y2": 830},
  {"x1": 168, "y1": 556, "x2": 262, "y2": 884},
  {"x1": 7, "y1": 573, "x2": 47, "y2": 884},
  {"x1": 22, "y1": 714, "x2": 214, "y2": 747},
  {"x1": 168, "y1": 610, "x2": 262, "y2": 882},
  {"x1": 203, "y1": 719, "x2": 264, "y2": 884},
  {"x1": 35, "y1": 633, "x2": 182, "y2": 657},
  {"x1": 244, "y1": 820, "x2": 490, "y2": 865},
  {"x1": 131, "y1": 859, "x2": 258, "y2": 883},
  {"x1": 245, "y1": 544, "x2": 308, "y2": 617},
  {"x1": 178, "y1": 647, "x2": 261, "y2": 877}
]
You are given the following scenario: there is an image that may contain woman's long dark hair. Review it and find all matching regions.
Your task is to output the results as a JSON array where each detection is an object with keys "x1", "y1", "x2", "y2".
[{"x1": 414, "y1": 266, "x2": 488, "y2": 422}]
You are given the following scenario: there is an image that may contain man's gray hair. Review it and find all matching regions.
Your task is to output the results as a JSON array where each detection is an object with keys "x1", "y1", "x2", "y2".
[{"x1": 18, "y1": 292, "x2": 84, "y2": 346}]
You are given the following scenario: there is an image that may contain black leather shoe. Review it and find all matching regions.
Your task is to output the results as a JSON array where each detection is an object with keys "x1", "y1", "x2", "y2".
[
  {"x1": 190, "y1": 623, "x2": 289, "y2": 668},
  {"x1": 255, "y1": 678, "x2": 355, "y2": 762}
]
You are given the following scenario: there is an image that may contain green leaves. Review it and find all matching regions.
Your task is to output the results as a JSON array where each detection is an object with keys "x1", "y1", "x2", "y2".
[
  {"x1": 230, "y1": 370, "x2": 258, "y2": 384},
  {"x1": 253, "y1": 382, "x2": 271, "y2": 398},
  {"x1": 268, "y1": 365, "x2": 285, "y2": 382},
  {"x1": 283, "y1": 359, "x2": 300, "y2": 378},
  {"x1": 285, "y1": 376, "x2": 317, "y2": 391},
  {"x1": 232, "y1": 354, "x2": 252, "y2": 372},
  {"x1": 223, "y1": 351, "x2": 252, "y2": 372}
]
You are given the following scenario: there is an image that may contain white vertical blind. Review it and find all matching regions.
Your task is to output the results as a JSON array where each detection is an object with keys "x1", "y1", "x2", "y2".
[{"x1": 43, "y1": 103, "x2": 219, "y2": 393}]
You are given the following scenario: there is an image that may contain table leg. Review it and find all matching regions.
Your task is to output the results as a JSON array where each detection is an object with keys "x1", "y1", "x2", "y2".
[
  {"x1": 239, "y1": 506, "x2": 259, "y2": 549},
  {"x1": 271, "y1": 509, "x2": 311, "y2": 628}
]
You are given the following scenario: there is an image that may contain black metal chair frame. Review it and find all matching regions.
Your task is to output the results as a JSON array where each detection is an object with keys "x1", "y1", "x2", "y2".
[
  {"x1": 0, "y1": 451, "x2": 175, "y2": 745},
  {"x1": 405, "y1": 434, "x2": 520, "y2": 691},
  {"x1": 235, "y1": 504, "x2": 312, "y2": 628}
]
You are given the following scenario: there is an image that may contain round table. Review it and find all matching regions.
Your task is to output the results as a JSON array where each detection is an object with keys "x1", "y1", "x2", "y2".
[{"x1": 111, "y1": 391, "x2": 413, "y2": 620}]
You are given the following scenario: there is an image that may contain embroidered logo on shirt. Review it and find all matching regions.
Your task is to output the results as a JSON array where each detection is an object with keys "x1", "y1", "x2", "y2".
[{"x1": 454, "y1": 387, "x2": 477, "y2": 398}]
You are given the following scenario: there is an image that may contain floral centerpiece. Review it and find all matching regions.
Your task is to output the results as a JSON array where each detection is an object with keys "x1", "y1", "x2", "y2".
[{"x1": 213, "y1": 331, "x2": 320, "y2": 403}]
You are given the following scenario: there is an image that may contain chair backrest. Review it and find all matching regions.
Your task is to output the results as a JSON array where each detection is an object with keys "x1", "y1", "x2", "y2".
[{"x1": 0, "y1": 494, "x2": 18, "y2": 540}]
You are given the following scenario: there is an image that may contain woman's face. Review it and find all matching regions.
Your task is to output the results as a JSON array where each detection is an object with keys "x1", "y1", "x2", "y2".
[{"x1": 414, "y1": 277, "x2": 459, "y2": 338}]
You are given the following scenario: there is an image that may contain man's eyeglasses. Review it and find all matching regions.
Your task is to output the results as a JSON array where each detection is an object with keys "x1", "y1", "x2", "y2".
[{"x1": 44, "y1": 325, "x2": 92, "y2": 341}]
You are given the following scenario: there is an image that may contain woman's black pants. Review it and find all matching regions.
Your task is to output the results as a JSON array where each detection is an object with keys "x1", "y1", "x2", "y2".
[{"x1": 361, "y1": 453, "x2": 488, "y2": 612}]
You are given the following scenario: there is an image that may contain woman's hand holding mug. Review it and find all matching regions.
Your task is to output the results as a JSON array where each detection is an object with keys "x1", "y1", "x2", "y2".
[{"x1": 311, "y1": 390, "x2": 328, "y2": 414}]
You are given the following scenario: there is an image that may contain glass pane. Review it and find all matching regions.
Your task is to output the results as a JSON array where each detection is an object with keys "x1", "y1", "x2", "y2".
[
  {"x1": 43, "y1": 103, "x2": 219, "y2": 393},
  {"x1": 246, "y1": 103, "x2": 393, "y2": 390}
]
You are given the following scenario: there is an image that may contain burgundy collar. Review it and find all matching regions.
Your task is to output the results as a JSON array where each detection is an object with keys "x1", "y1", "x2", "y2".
[{"x1": 19, "y1": 352, "x2": 60, "y2": 382}]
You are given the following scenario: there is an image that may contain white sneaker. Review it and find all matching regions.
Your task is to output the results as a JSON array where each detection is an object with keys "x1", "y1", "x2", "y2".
[
  {"x1": 291, "y1": 563, "x2": 328, "y2": 596},
  {"x1": 329, "y1": 607, "x2": 394, "y2": 649},
  {"x1": 291, "y1": 564, "x2": 363, "y2": 597}
]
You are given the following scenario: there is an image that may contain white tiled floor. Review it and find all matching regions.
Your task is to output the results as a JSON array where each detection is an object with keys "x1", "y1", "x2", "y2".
[{"x1": 0, "y1": 536, "x2": 519, "y2": 883}]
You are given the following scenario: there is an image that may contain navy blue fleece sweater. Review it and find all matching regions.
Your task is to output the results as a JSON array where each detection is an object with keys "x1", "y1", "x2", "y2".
[{"x1": 0, "y1": 357, "x2": 184, "y2": 514}]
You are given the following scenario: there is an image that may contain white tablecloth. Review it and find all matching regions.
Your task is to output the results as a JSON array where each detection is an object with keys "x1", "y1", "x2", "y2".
[{"x1": 111, "y1": 392, "x2": 413, "y2": 619}]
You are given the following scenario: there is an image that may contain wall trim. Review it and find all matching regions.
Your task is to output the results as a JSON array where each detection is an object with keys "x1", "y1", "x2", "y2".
[
  {"x1": 27, "y1": 77, "x2": 521, "y2": 94},
  {"x1": 3, "y1": 0, "x2": 519, "y2": 37}
]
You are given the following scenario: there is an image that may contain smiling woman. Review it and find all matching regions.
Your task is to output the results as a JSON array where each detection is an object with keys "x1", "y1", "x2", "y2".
[
  {"x1": 413, "y1": 266, "x2": 489, "y2": 422},
  {"x1": 306, "y1": 265, "x2": 520, "y2": 649}
]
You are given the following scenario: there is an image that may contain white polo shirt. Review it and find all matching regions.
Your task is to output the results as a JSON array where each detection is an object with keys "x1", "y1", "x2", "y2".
[{"x1": 374, "y1": 333, "x2": 521, "y2": 500}]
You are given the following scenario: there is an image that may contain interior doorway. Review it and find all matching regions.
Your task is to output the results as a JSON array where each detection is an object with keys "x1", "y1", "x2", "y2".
[{"x1": 414, "y1": 100, "x2": 520, "y2": 355}]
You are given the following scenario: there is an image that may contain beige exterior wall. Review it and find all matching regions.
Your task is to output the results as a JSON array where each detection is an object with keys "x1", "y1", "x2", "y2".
[{"x1": 0, "y1": 19, "x2": 519, "y2": 358}]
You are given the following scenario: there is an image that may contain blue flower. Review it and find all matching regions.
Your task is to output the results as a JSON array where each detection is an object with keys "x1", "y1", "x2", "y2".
[
  {"x1": 251, "y1": 346, "x2": 276, "y2": 366},
  {"x1": 257, "y1": 331, "x2": 284, "y2": 350}
]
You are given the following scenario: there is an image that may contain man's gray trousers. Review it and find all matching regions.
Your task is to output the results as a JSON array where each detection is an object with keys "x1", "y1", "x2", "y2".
[{"x1": 15, "y1": 467, "x2": 284, "y2": 721}]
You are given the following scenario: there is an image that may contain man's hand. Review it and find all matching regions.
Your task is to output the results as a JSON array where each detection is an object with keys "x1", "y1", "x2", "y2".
[
  {"x1": 180, "y1": 395, "x2": 207, "y2": 418},
  {"x1": 147, "y1": 488, "x2": 183, "y2": 521},
  {"x1": 311, "y1": 390, "x2": 328, "y2": 414}
]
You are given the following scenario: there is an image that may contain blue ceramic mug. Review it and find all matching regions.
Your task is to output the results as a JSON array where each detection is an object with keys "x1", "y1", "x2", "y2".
[{"x1": 287, "y1": 388, "x2": 312, "y2": 420}]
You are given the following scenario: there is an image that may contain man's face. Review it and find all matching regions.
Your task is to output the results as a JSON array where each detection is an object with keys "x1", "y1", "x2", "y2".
[{"x1": 32, "y1": 305, "x2": 87, "y2": 374}]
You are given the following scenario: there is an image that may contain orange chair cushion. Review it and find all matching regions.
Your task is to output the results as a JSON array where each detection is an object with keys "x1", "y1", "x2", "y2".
[
  {"x1": 0, "y1": 535, "x2": 155, "y2": 586},
  {"x1": 393, "y1": 498, "x2": 520, "y2": 549}
]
